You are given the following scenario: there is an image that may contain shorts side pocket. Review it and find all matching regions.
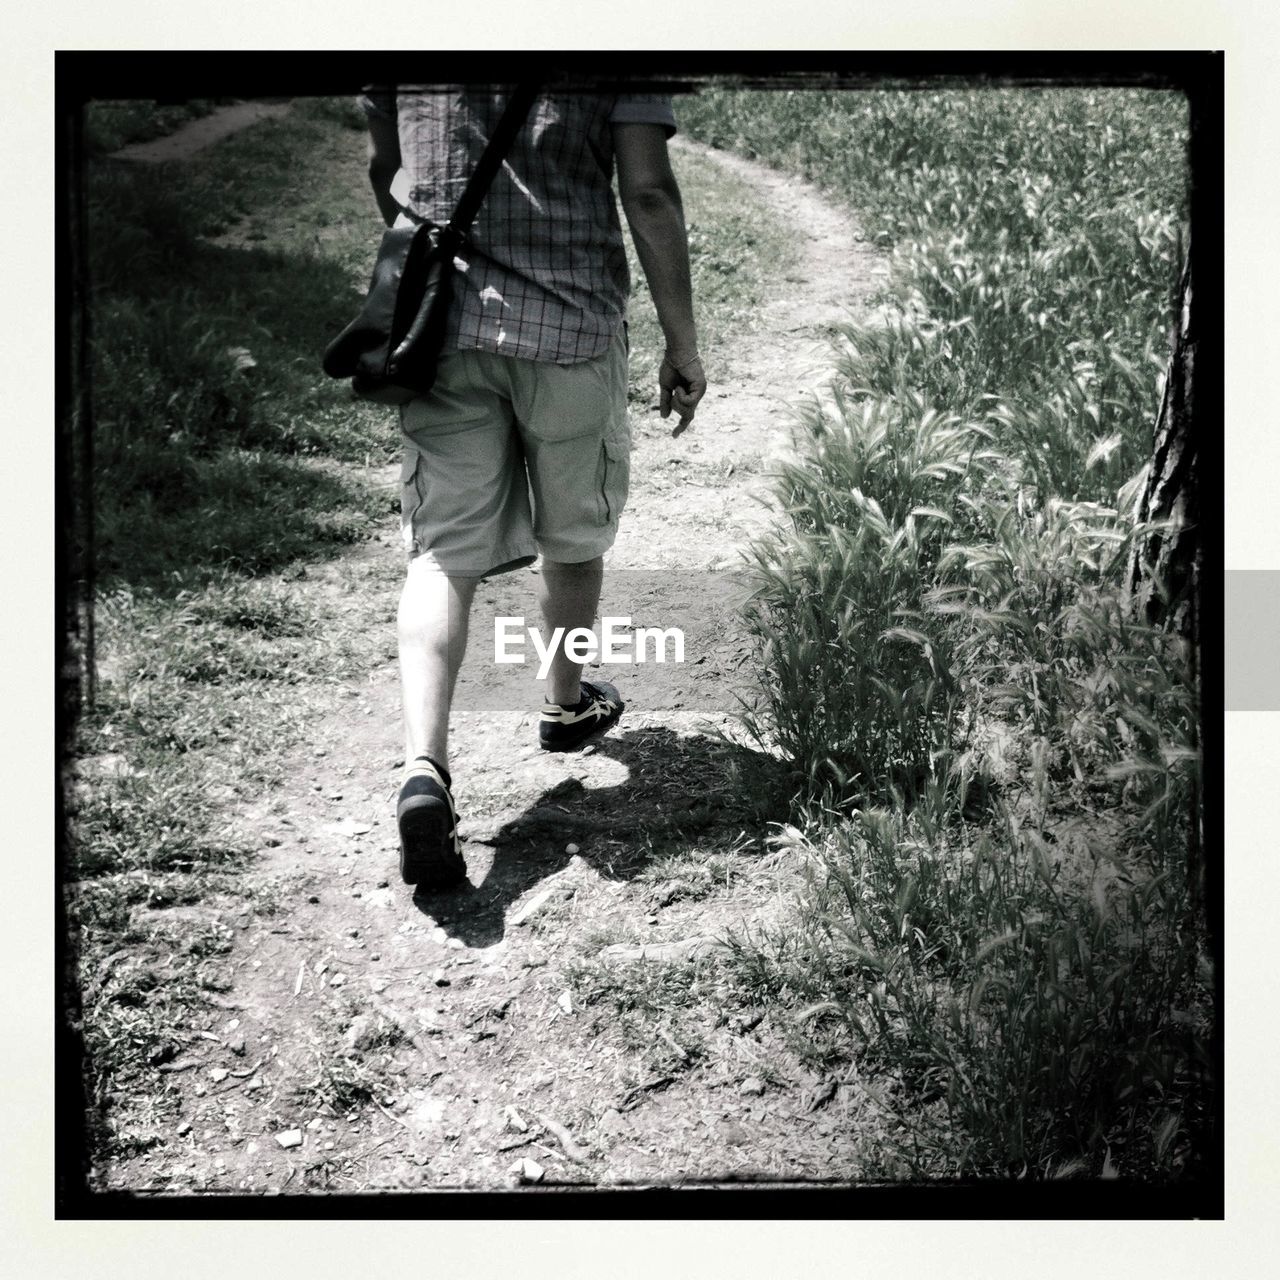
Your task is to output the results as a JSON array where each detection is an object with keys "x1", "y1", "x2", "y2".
[
  {"x1": 401, "y1": 448, "x2": 427, "y2": 553},
  {"x1": 600, "y1": 432, "x2": 631, "y2": 525}
]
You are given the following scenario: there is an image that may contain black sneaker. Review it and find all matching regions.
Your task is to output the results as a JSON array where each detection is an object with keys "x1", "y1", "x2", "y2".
[
  {"x1": 539, "y1": 679, "x2": 624, "y2": 753},
  {"x1": 396, "y1": 756, "x2": 467, "y2": 890}
]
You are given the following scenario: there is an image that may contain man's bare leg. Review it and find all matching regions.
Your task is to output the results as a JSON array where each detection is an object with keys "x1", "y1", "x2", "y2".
[
  {"x1": 538, "y1": 555, "x2": 604, "y2": 705},
  {"x1": 398, "y1": 559, "x2": 477, "y2": 772}
]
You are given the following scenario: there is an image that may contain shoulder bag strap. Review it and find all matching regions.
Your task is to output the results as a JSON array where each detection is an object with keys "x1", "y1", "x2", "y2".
[{"x1": 440, "y1": 83, "x2": 541, "y2": 247}]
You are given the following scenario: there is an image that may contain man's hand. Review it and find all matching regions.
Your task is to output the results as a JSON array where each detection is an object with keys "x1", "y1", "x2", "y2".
[{"x1": 659, "y1": 354, "x2": 707, "y2": 437}]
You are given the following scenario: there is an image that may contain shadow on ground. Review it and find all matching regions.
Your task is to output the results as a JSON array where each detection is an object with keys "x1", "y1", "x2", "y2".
[
  {"x1": 85, "y1": 178, "x2": 391, "y2": 594},
  {"x1": 414, "y1": 726, "x2": 796, "y2": 947},
  {"x1": 93, "y1": 450, "x2": 389, "y2": 592}
]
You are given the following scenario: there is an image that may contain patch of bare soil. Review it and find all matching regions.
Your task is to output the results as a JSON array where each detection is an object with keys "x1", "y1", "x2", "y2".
[{"x1": 93, "y1": 143, "x2": 887, "y2": 1194}]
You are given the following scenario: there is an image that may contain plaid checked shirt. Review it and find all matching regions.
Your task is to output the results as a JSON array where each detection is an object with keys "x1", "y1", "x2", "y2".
[{"x1": 361, "y1": 87, "x2": 677, "y2": 364}]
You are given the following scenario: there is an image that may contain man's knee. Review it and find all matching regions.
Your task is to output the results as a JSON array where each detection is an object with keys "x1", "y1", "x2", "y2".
[
  {"x1": 539, "y1": 557, "x2": 605, "y2": 603},
  {"x1": 541, "y1": 555, "x2": 605, "y2": 575},
  {"x1": 398, "y1": 562, "x2": 478, "y2": 635}
]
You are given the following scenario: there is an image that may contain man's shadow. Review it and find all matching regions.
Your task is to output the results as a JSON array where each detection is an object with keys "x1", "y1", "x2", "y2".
[{"x1": 412, "y1": 726, "x2": 796, "y2": 947}]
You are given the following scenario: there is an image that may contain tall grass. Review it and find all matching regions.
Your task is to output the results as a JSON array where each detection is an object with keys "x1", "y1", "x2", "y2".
[
  {"x1": 738, "y1": 393, "x2": 996, "y2": 805},
  {"x1": 683, "y1": 87, "x2": 1209, "y2": 1179},
  {"x1": 682, "y1": 87, "x2": 1186, "y2": 490}
]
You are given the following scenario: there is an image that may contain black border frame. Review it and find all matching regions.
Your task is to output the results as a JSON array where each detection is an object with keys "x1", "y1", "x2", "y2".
[{"x1": 54, "y1": 49, "x2": 1224, "y2": 1222}]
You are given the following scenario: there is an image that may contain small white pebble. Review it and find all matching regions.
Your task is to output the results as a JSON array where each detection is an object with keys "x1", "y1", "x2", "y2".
[{"x1": 509, "y1": 1156, "x2": 544, "y2": 1184}]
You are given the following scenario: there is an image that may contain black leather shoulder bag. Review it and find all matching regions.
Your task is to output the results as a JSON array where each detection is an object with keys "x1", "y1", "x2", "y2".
[{"x1": 323, "y1": 84, "x2": 539, "y2": 405}]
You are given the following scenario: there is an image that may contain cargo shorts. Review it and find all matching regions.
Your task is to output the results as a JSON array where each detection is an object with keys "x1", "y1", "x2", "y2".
[{"x1": 399, "y1": 329, "x2": 631, "y2": 577}]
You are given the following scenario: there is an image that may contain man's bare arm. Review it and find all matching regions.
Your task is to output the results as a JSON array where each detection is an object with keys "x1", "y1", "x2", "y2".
[
  {"x1": 614, "y1": 123, "x2": 707, "y2": 432},
  {"x1": 367, "y1": 111, "x2": 403, "y2": 229}
]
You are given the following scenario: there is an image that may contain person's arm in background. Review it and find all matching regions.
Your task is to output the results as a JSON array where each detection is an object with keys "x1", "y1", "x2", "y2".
[
  {"x1": 613, "y1": 123, "x2": 707, "y2": 434},
  {"x1": 366, "y1": 108, "x2": 403, "y2": 229}
]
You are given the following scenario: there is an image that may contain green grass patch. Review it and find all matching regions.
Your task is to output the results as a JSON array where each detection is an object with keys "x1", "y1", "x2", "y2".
[
  {"x1": 95, "y1": 448, "x2": 385, "y2": 588},
  {"x1": 566, "y1": 956, "x2": 715, "y2": 1073},
  {"x1": 88, "y1": 116, "x2": 399, "y2": 478}
]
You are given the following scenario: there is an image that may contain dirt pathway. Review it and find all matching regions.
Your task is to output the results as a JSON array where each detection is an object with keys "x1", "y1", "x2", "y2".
[
  {"x1": 99, "y1": 139, "x2": 885, "y2": 1193},
  {"x1": 111, "y1": 102, "x2": 292, "y2": 163}
]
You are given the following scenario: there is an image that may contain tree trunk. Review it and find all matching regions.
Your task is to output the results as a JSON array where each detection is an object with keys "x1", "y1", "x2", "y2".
[
  {"x1": 1129, "y1": 246, "x2": 1199, "y2": 645},
  {"x1": 1128, "y1": 245, "x2": 1201, "y2": 913}
]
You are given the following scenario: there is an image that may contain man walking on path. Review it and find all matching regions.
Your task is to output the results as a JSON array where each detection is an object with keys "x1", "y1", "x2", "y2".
[{"x1": 361, "y1": 84, "x2": 707, "y2": 892}]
